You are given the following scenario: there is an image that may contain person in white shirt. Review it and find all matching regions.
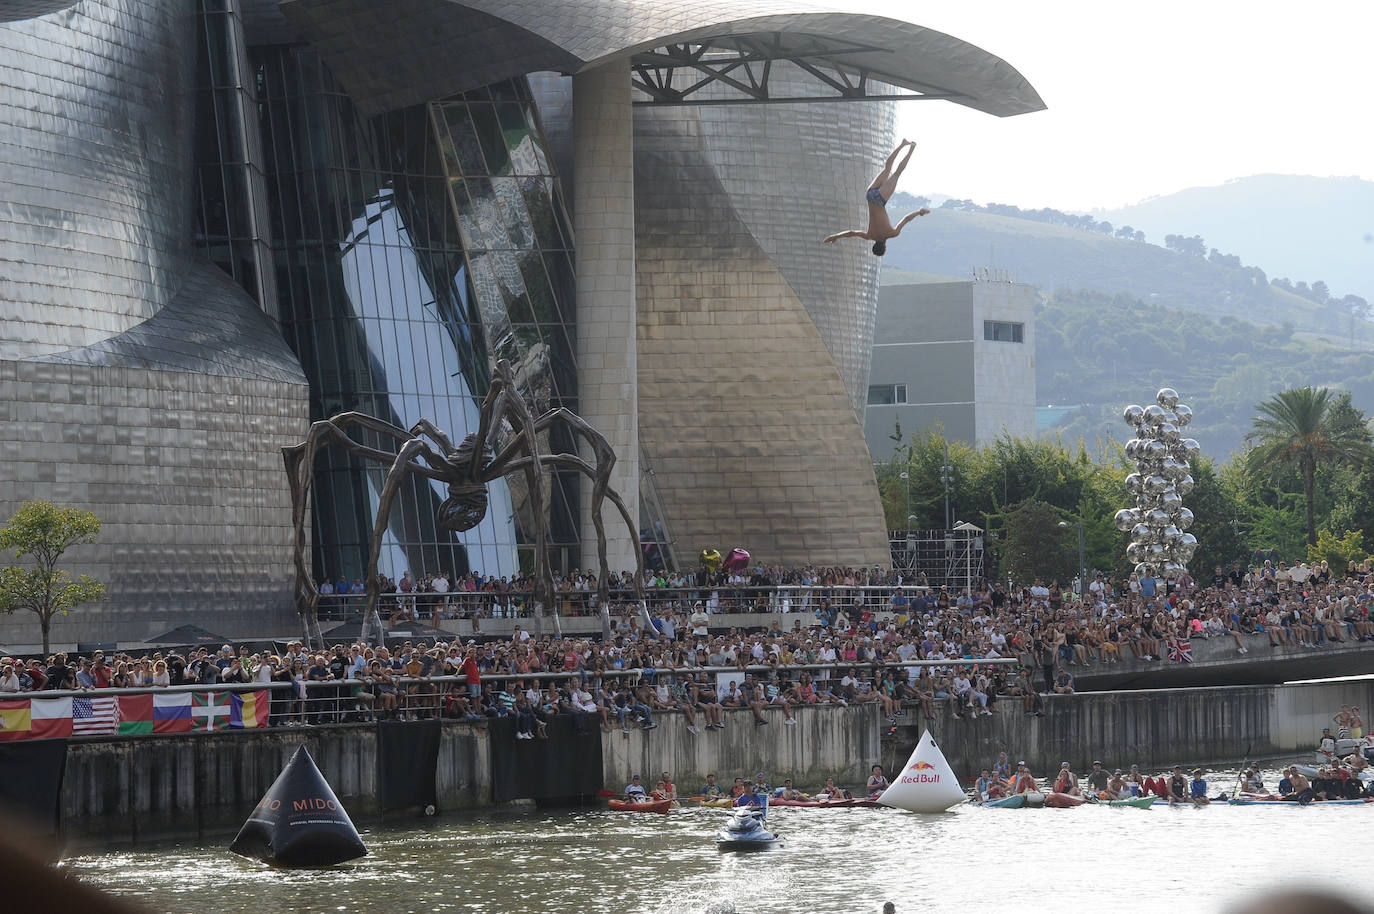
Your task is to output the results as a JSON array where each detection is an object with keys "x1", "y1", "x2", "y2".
[{"x1": 690, "y1": 603, "x2": 710, "y2": 637}]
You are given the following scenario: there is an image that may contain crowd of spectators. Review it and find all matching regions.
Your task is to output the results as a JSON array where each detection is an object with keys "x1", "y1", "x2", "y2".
[{"x1": 3, "y1": 557, "x2": 1373, "y2": 736}]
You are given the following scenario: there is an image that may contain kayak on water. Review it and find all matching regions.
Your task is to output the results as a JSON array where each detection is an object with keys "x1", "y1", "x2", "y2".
[
  {"x1": 982, "y1": 794, "x2": 1025, "y2": 809},
  {"x1": 1044, "y1": 792, "x2": 1087, "y2": 808},
  {"x1": 608, "y1": 798, "x2": 672, "y2": 814}
]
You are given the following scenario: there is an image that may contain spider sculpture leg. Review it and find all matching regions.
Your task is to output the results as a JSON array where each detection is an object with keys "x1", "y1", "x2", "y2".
[
  {"x1": 362, "y1": 436, "x2": 442, "y2": 643},
  {"x1": 283, "y1": 412, "x2": 413, "y2": 649},
  {"x1": 493, "y1": 399, "x2": 650, "y2": 641}
]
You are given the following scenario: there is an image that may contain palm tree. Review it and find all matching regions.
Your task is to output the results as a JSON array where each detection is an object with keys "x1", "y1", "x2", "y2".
[{"x1": 1244, "y1": 387, "x2": 1372, "y2": 545}]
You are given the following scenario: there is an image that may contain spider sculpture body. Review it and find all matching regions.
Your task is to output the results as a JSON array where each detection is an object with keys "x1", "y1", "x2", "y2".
[{"x1": 283, "y1": 360, "x2": 645, "y2": 647}]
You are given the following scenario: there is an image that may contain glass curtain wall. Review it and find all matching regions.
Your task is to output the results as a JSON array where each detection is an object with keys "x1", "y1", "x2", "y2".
[
  {"x1": 428, "y1": 86, "x2": 582, "y2": 563},
  {"x1": 192, "y1": 0, "x2": 278, "y2": 316},
  {"x1": 248, "y1": 48, "x2": 577, "y2": 586}
]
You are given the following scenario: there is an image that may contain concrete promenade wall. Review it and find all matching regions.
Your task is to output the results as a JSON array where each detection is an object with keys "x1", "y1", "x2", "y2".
[
  {"x1": 59, "y1": 724, "x2": 490, "y2": 844},
  {"x1": 895, "y1": 678, "x2": 1374, "y2": 780},
  {"x1": 49, "y1": 678, "x2": 1373, "y2": 842},
  {"x1": 602, "y1": 704, "x2": 880, "y2": 794}
]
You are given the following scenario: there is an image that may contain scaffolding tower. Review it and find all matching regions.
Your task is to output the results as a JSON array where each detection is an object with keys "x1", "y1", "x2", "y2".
[{"x1": 888, "y1": 527, "x2": 985, "y2": 591}]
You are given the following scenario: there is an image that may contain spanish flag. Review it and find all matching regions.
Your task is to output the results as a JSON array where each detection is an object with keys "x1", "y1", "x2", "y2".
[
  {"x1": 0, "y1": 697, "x2": 73, "y2": 740},
  {"x1": 0, "y1": 699, "x2": 31, "y2": 740}
]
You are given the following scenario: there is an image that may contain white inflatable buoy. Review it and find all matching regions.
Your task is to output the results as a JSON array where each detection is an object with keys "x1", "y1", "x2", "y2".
[{"x1": 878, "y1": 729, "x2": 966, "y2": 813}]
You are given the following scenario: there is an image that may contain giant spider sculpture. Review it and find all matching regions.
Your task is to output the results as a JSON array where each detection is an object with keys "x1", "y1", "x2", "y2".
[{"x1": 283, "y1": 359, "x2": 646, "y2": 648}]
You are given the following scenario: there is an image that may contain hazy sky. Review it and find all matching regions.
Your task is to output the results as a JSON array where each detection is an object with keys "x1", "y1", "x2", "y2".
[{"x1": 857, "y1": 1, "x2": 1374, "y2": 211}]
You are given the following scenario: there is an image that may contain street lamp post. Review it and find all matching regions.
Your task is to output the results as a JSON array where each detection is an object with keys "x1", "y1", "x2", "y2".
[
  {"x1": 1059, "y1": 520, "x2": 1086, "y2": 603},
  {"x1": 938, "y1": 445, "x2": 953, "y2": 531},
  {"x1": 898, "y1": 471, "x2": 911, "y2": 529}
]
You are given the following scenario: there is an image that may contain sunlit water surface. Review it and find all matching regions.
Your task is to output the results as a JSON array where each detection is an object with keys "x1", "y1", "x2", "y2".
[{"x1": 64, "y1": 767, "x2": 1374, "y2": 914}]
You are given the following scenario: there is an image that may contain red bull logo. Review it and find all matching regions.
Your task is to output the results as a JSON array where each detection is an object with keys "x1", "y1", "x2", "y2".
[{"x1": 901, "y1": 760, "x2": 940, "y2": 784}]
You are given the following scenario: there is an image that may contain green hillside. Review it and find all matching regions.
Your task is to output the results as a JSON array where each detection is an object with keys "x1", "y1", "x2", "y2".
[
  {"x1": 1033, "y1": 290, "x2": 1374, "y2": 460},
  {"x1": 1100, "y1": 174, "x2": 1374, "y2": 304},
  {"x1": 876, "y1": 194, "x2": 1374, "y2": 461},
  {"x1": 883, "y1": 198, "x2": 1366, "y2": 338}
]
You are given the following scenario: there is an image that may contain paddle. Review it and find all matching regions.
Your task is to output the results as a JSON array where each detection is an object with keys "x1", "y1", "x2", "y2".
[{"x1": 1232, "y1": 743, "x2": 1252, "y2": 801}]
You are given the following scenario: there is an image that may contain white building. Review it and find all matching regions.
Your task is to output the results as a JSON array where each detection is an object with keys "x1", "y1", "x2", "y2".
[{"x1": 865, "y1": 275, "x2": 1037, "y2": 458}]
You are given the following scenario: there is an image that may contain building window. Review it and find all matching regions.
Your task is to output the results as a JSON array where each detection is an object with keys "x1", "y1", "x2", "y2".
[
  {"x1": 867, "y1": 383, "x2": 908, "y2": 405},
  {"x1": 984, "y1": 320, "x2": 1024, "y2": 343}
]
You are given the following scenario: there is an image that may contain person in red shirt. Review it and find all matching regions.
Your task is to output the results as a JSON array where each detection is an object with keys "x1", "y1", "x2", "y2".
[
  {"x1": 459, "y1": 646, "x2": 482, "y2": 702},
  {"x1": 90, "y1": 655, "x2": 113, "y2": 689}
]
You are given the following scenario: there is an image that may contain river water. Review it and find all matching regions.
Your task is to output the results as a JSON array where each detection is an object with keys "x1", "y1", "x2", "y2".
[{"x1": 65, "y1": 768, "x2": 1373, "y2": 914}]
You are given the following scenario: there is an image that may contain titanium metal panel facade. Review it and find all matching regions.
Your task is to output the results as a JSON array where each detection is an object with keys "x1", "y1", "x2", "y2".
[
  {"x1": 0, "y1": 0, "x2": 306, "y2": 648},
  {"x1": 0, "y1": 0, "x2": 195, "y2": 360},
  {"x1": 0, "y1": 260, "x2": 308, "y2": 647},
  {"x1": 634, "y1": 100, "x2": 890, "y2": 567}
]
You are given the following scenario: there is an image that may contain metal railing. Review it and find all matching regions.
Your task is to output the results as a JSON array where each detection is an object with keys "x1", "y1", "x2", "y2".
[
  {"x1": 316, "y1": 584, "x2": 931, "y2": 624},
  {"x1": 3, "y1": 657, "x2": 1018, "y2": 736}
]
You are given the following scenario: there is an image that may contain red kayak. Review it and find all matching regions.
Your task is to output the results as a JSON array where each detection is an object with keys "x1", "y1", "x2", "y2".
[
  {"x1": 608, "y1": 798, "x2": 672, "y2": 814},
  {"x1": 1044, "y1": 792, "x2": 1087, "y2": 808}
]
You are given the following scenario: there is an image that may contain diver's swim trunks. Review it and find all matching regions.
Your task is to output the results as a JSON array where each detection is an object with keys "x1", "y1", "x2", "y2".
[{"x1": 866, "y1": 187, "x2": 886, "y2": 207}]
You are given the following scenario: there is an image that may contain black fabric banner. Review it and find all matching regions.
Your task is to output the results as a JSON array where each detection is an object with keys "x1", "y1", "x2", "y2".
[
  {"x1": 377, "y1": 719, "x2": 441, "y2": 812},
  {"x1": 0, "y1": 740, "x2": 68, "y2": 836},
  {"x1": 489, "y1": 714, "x2": 603, "y2": 803}
]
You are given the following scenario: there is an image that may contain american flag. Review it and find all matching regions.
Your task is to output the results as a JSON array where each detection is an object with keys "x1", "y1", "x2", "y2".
[
  {"x1": 72, "y1": 696, "x2": 120, "y2": 736},
  {"x1": 1168, "y1": 638, "x2": 1194, "y2": 664}
]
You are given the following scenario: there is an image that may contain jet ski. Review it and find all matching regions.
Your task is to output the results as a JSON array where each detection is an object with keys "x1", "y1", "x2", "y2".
[{"x1": 715, "y1": 803, "x2": 783, "y2": 850}]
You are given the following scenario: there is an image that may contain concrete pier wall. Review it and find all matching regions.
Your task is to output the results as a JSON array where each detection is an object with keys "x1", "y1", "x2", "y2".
[
  {"x1": 887, "y1": 678, "x2": 1374, "y2": 779},
  {"x1": 58, "y1": 724, "x2": 490, "y2": 844},
  {"x1": 601, "y1": 705, "x2": 880, "y2": 793},
  {"x1": 45, "y1": 678, "x2": 1373, "y2": 842}
]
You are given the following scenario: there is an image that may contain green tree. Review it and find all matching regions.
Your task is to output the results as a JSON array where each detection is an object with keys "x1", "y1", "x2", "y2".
[
  {"x1": 1307, "y1": 529, "x2": 1369, "y2": 573},
  {"x1": 0, "y1": 501, "x2": 106, "y2": 654},
  {"x1": 1244, "y1": 387, "x2": 1373, "y2": 546},
  {"x1": 994, "y1": 499, "x2": 1073, "y2": 584}
]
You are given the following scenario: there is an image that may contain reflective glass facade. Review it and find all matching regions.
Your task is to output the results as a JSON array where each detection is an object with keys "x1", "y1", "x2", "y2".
[{"x1": 240, "y1": 46, "x2": 579, "y2": 584}]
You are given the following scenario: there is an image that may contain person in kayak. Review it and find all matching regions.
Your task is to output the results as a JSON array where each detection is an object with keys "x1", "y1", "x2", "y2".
[
  {"x1": 1085, "y1": 760, "x2": 1110, "y2": 796},
  {"x1": 1189, "y1": 769, "x2": 1211, "y2": 806},
  {"x1": 1012, "y1": 761, "x2": 1038, "y2": 794},
  {"x1": 1104, "y1": 769, "x2": 1127, "y2": 800},
  {"x1": 1166, "y1": 766, "x2": 1189, "y2": 806},
  {"x1": 700, "y1": 773, "x2": 723, "y2": 798},
  {"x1": 867, "y1": 765, "x2": 890, "y2": 797},
  {"x1": 1052, "y1": 762, "x2": 1080, "y2": 796},
  {"x1": 625, "y1": 774, "x2": 647, "y2": 801}
]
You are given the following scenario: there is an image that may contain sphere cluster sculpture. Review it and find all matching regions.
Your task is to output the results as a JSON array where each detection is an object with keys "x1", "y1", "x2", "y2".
[{"x1": 1115, "y1": 388, "x2": 1201, "y2": 579}]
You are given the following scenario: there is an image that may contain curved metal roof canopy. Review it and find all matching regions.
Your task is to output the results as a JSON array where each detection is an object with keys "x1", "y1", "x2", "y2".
[{"x1": 279, "y1": 0, "x2": 1044, "y2": 118}]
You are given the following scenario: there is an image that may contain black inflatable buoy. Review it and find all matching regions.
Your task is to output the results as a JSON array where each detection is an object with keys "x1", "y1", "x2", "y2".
[{"x1": 229, "y1": 745, "x2": 367, "y2": 866}]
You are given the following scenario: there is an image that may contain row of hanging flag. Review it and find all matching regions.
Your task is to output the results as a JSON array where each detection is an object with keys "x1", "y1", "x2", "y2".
[{"x1": 0, "y1": 690, "x2": 271, "y2": 740}]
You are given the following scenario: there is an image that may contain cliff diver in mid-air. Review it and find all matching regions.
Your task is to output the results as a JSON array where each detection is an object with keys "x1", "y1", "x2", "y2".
[{"x1": 823, "y1": 139, "x2": 930, "y2": 256}]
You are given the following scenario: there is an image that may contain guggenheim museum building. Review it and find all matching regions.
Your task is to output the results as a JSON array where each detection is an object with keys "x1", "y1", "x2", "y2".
[{"x1": 0, "y1": 0, "x2": 1041, "y2": 644}]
